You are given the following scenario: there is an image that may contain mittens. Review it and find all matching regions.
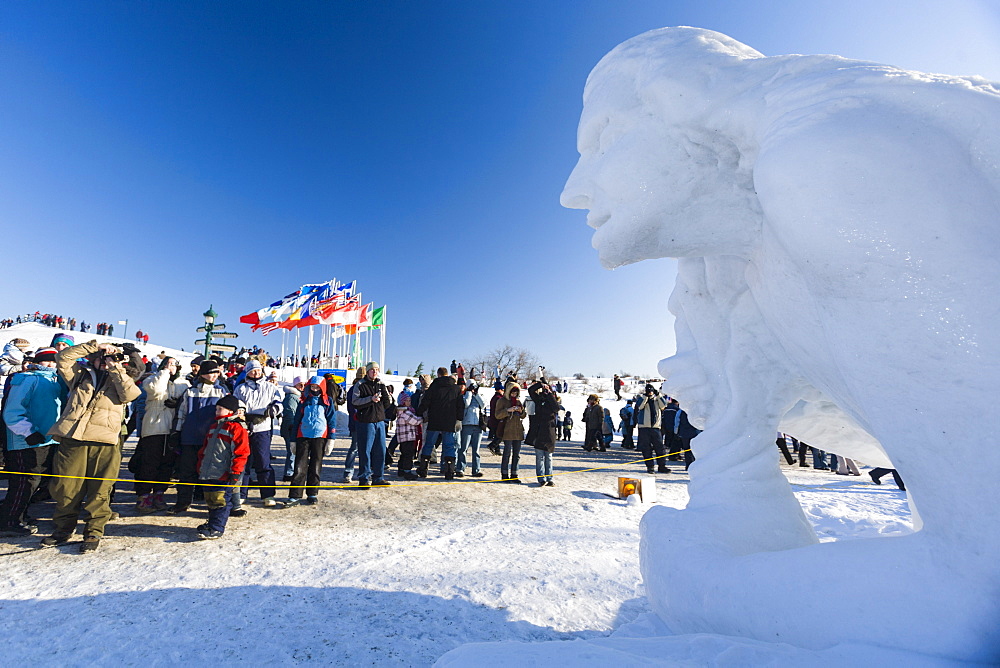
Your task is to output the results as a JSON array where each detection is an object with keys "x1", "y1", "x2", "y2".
[{"x1": 25, "y1": 432, "x2": 47, "y2": 446}]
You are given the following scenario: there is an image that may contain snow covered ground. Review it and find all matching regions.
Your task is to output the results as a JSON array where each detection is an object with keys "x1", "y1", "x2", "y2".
[{"x1": 0, "y1": 352, "x2": 913, "y2": 665}]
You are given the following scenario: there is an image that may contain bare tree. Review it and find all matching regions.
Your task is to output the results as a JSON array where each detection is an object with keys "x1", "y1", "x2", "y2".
[{"x1": 463, "y1": 344, "x2": 541, "y2": 384}]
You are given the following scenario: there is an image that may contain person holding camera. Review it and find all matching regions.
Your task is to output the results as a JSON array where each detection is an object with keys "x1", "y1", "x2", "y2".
[
  {"x1": 134, "y1": 357, "x2": 189, "y2": 514},
  {"x1": 526, "y1": 379, "x2": 560, "y2": 486},
  {"x1": 42, "y1": 340, "x2": 143, "y2": 552},
  {"x1": 232, "y1": 360, "x2": 283, "y2": 506},
  {"x1": 634, "y1": 383, "x2": 671, "y2": 474},
  {"x1": 494, "y1": 382, "x2": 527, "y2": 482}
]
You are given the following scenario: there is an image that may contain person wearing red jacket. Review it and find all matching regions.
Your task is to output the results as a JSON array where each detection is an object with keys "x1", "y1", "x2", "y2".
[{"x1": 195, "y1": 395, "x2": 250, "y2": 539}]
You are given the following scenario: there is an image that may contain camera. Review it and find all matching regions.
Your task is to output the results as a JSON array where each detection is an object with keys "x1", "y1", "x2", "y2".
[{"x1": 105, "y1": 352, "x2": 127, "y2": 362}]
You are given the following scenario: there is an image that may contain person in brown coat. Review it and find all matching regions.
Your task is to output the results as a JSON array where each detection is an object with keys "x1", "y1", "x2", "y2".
[
  {"x1": 494, "y1": 382, "x2": 526, "y2": 482},
  {"x1": 43, "y1": 340, "x2": 142, "y2": 552}
]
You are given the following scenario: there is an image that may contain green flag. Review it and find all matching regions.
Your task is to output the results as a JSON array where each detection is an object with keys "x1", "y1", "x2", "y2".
[{"x1": 371, "y1": 306, "x2": 385, "y2": 328}]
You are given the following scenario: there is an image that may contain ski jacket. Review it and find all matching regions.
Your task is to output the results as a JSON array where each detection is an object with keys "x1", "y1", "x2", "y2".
[
  {"x1": 462, "y1": 391, "x2": 485, "y2": 426},
  {"x1": 3, "y1": 366, "x2": 62, "y2": 450},
  {"x1": 49, "y1": 341, "x2": 141, "y2": 445},
  {"x1": 353, "y1": 376, "x2": 392, "y2": 424},
  {"x1": 280, "y1": 386, "x2": 301, "y2": 440},
  {"x1": 175, "y1": 380, "x2": 228, "y2": 445},
  {"x1": 293, "y1": 377, "x2": 337, "y2": 439},
  {"x1": 417, "y1": 375, "x2": 464, "y2": 431},
  {"x1": 395, "y1": 407, "x2": 421, "y2": 442},
  {"x1": 197, "y1": 415, "x2": 250, "y2": 481},
  {"x1": 141, "y1": 368, "x2": 189, "y2": 437},
  {"x1": 233, "y1": 377, "x2": 282, "y2": 433},
  {"x1": 525, "y1": 381, "x2": 559, "y2": 451},
  {"x1": 0, "y1": 342, "x2": 25, "y2": 377},
  {"x1": 634, "y1": 394, "x2": 669, "y2": 430}
]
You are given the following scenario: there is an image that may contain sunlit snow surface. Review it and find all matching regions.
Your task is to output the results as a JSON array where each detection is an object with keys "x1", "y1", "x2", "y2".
[{"x1": 534, "y1": 25, "x2": 997, "y2": 665}]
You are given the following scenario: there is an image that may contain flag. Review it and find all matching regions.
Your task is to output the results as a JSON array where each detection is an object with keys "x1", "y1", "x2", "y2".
[
  {"x1": 117, "y1": 320, "x2": 127, "y2": 325},
  {"x1": 241, "y1": 281, "x2": 334, "y2": 328},
  {"x1": 371, "y1": 306, "x2": 385, "y2": 328},
  {"x1": 344, "y1": 303, "x2": 372, "y2": 334}
]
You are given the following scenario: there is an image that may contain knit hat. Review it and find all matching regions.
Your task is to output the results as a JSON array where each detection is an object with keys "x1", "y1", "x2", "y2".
[
  {"x1": 32, "y1": 347, "x2": 58, "y2": 363},
  {"x1": 215, "y1": 394, "x2": 244, "y2": 413},
  {"x1": 190, "y1": 355, "x2": 205, "y2": 367},
  {"x1": 11, "y1": 338, "x2": 29, "y2": 350},
  {"x1": 365, "y1": 361, "x2": 379, "y2": 372},
  {"x1": 245, "y1": 359, "x2": 264, "y2": 374},
  {"x1": 50, "y1": 332, "x2": 75, "y2": 348},
  {"x1": 292, "y1": 376, "x2": 304, "y2": 385},
  {"x1": 198, "y1": 360, "x2": 221, "y2": 376}
]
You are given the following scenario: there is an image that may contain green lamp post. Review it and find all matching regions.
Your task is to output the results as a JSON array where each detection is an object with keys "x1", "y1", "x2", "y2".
[{"x1": 202, "y1": 306, "x2": 218, "y2": 358}]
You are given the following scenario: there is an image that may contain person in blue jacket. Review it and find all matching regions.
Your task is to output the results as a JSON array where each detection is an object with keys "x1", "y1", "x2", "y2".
[
  {"x1": 0, "y1": 348, "x2": 63, "y2": 535},
  {"x1": 285, "y1": 375, "x2": 337, "y2": 506}
]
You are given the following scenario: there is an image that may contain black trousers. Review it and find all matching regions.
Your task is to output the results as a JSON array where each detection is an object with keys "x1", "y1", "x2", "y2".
[
  {"x1": 174, "y1": 443, "x2": 200, "y2": 507},
  {"x1": 775, "y1": 436, "x2": 795, "y2": 465},
  {"x1": 638, "y1": 428, "x2": 667, "y2": 471},
  {"x1": 870, "y1": 467, "x2": 906, "y2": 490},
  {"x1": 289, "y1": 437, "x2": 325, "y2": 498},
  {"x1": 621, "y1": 424, "x2": 634, "y2": 448},
  {"x1": 397, "y1": 440, "x2": 417, "y2": 474},
  {"x1": 134, "y1": 434, "x2": 175, "y2": 496},
  {"x1": 0, "y1": 445, "x2": 50, "y2": 526}
]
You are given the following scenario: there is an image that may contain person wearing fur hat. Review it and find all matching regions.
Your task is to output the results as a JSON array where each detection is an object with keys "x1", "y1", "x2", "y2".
[
  {"x1": 582, "y1": 394, "x2": 605, "y2": 452},
  {"x1": 232, "y1": 359, "x2": 283, "y2": 506},
  {"x1": 0, "y1": 348, "x2": 63, "y2": 536},
  {"x1": 42, "y1": 340, "x2": 143, "y2": 552},
  {"x1": 493, "y1": 382, "x2": 527, "y2": 483},
  {"x1": 133, "y1": 357, "x2": 190, "y2": 513}
]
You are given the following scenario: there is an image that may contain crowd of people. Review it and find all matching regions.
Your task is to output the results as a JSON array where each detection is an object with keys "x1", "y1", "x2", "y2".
[
  {"x1": 0, "y1": 312, "x2": 122, "y2": 335},
  {"x1": 1, "y1": 329, "x2": 897, "y2": 552},
  {"x1": 0, "y1": 333, "x2": 590, "y2": 549}
]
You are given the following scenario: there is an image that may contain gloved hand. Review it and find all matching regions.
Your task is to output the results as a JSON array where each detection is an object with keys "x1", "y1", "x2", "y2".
[
  {"x1": 324, "y1": 439, "x2": 335, "y2": 456},
  {"x1": 25, "y1": 432, "x2": 47, "y2": 446},
  {"x1": 222, "y1": 472, "x2": 242, "y2": 485},
  {"x1": 164, "y1": 397, "x2": 180, "y2": 409},
  {"x1": 267, "y1": 403, "x2": 282, "y2": 419}
]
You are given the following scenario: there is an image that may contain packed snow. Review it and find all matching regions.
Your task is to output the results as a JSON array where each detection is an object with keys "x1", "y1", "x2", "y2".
[{"x1": 557, "y1": 26, "x2": 1000, "y2": 664}]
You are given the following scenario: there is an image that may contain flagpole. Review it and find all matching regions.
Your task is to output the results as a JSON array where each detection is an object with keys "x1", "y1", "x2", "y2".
[
  {"x1": 280, "y1": 329, "x2": 287, "y2": 371},
  {"x1": 295, "y1": 327, "x2": 300, "y2": 369},
  {"x1": 306, "y1": 325, "x2": 314, "y2": 376},
  {"x1": 379, "y1": 305, "x2": 386, "y2": 374}
]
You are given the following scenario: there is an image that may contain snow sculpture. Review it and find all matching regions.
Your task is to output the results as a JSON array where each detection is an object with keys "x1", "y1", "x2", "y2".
[{"x1": 561, "y1": 28, "x2": 1000, "y2": 661}]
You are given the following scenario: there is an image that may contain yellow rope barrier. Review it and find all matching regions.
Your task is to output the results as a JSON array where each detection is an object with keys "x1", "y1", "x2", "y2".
[{"x1": 1, "y1": 451, "x2": 691, "y2": 489}]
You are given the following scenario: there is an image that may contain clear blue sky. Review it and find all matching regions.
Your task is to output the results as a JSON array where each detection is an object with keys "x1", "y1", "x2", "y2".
[{"x1": 3, "y1": 1, "x2": 998, "y2": 377}]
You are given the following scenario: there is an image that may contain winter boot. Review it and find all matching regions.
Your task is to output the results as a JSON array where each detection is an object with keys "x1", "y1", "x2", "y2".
[
  {"x1": 135, "y1": 493, "x2": 156, "y2": 515},
  {"x1": 151, "y1": 492, "x2": 169, "y2": 511},
  {"x1": 443, "y1": 457, "x2": 456, "y2": 480},
  {"x1": 416, "y1": 455, "x2": 430, "y2": 479}
]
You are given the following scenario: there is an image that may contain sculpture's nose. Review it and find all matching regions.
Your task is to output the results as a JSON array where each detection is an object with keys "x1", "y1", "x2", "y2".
[{"x1": 560, "y1": 162, "x2": 591, "y2": 210}]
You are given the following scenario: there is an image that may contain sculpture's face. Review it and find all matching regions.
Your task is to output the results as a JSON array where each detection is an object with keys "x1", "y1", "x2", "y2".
[{"x1": 561, "y1": 72, "x2": 761, "y2": 268}]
